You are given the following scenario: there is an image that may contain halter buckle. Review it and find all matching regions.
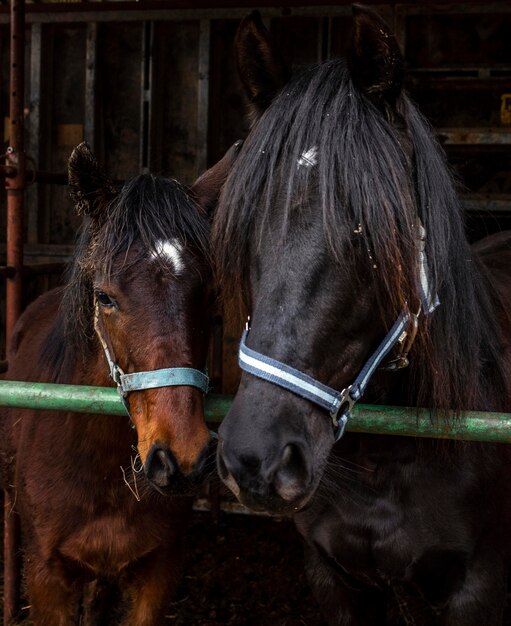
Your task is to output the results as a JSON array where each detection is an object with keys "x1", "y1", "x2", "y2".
[
  {"x1": 380, "y1": 310, "x2": 420, "y2": 372},
  {"x1": 110, "y1": 362, "x2": 126, "y2": 389},
  {"x1": 330, "y1": 385, "x2": 355, "y2": 432}
]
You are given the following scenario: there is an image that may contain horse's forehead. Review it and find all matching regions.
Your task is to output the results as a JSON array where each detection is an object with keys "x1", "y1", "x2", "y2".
[{"x1": 150, "y1": 238, "x2": 185, "y2": 275}]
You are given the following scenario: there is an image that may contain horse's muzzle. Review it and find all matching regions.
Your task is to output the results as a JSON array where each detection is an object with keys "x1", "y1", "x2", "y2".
[
  {"x1": 217, "y1": 438, "x2": 313, "y2": 515},
  {"x1": 145, "y1": 439, "x2": 215, "y2": 496}
]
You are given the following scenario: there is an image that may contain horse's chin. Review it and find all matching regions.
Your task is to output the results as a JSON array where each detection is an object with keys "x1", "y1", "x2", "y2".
[
  {"x1": 147, "y1": 475, "x2": 204, "y2": 498},
  {"x1": 236, "y1": 486, "x2": 316, "y2": 517}
]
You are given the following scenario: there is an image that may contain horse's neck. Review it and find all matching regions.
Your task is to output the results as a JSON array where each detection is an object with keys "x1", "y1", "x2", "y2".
[{"x1": 72, "y1": 343, "x2": 114, "y2": 388}]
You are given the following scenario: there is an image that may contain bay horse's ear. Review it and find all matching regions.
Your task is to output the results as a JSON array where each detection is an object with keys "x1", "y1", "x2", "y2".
[
  {"x1": 68, "y1": 142, "x2": 116, "y2": 221},
  {"x1": 235, "y1": 11, "x2": 290, "y2": 117},
  {"x1": 190, "y1": 140, "x2": 243, "y2": 215},
  {"x1": 349, "y1": 4, "x2": 404, "y2": 107}
]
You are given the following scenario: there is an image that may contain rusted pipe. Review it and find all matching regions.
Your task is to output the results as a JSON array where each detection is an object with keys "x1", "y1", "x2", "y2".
[
  {"x1": 6, "y1": 0, "x2": 25, "y2": 332},
  {"x1": 4, "y1": 0, "x2": 25, "y2": 622}
]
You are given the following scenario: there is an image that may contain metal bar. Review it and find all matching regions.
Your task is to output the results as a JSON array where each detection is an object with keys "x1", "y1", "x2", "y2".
[
  {"x1": 0, "y1": 267, "x2": 16, "y2": 279},
  {"x1": 0, "y1": 164, "x2": 68, "y2": 184},
  {"x1": 461, "y1": 195, "x2": 511, "y2": 214},
  {"x1": 206, "y1": 396, "x2": 511, "y2": 443},
  {"x1": 1, "y1": 383, "x2": 511, "y2": 445},
  {"x1": 0, "y1": 381, "x2": 129, "y2": 416},
  {"x1": 0, "y1": 263, "x2": 67, "y2": 278},
  {"x1": 196, "y1": 19, "x2": 210, "y2": 174},
  {"x1": 438, "y1": 128, "x2": 511, "y2": 145},
  {"x1": 0, "y1": 2, "x2": 489, "y2": 26},
  {"x1": 0, "y1": 166, "x2": 125, "y2": 185},
  {"x1": 0, "y1": 242, "x2": 75, "y2": 258},
  {"x1": 395, "y1": 2, "x2": 511, "y2": 17},
  {"x1": 0, "y1": 4, "x2": 354, "y2": 25}
]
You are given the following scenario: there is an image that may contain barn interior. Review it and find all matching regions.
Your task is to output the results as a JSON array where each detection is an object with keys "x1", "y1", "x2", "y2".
[{"x1": 0, "y1": 1, "x2": 510, "y2": 624}]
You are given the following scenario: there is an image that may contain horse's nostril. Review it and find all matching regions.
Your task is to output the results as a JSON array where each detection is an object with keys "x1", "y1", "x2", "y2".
[
  {"x1": 145, "y1": 445, "x2": 177, "y2": 489},
  {"x1": 272, "y1": 443, "x2": 310, "y2": 502}
]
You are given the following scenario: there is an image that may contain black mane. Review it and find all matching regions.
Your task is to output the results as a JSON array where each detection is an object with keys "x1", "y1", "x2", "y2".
[
  {"x1": 42, "y1": 174, "x2": 209, "y2": 383},
  {"x1": 213, "y1": 59, "x2": 507, "y2": 414}
]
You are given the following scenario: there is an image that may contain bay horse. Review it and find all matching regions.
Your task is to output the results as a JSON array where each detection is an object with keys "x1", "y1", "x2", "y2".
[
  {"x1": 0, "y1": 141, "x2": 235, "y2": 626},
  {"x1": 213, "y1": 7, "x2": 511, "y2": 626}
]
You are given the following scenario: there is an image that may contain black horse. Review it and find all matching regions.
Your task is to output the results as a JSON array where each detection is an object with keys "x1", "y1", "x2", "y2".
[{"x1": 213, "y1": 7, "x2": 511, "y2": 625}]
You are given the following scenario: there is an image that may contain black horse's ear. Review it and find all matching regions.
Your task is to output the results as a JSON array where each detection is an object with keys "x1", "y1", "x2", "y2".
[
  {"x1": 349, "y1": 4, "x2": 404, "y2": 107},
  {"x1": 235, "y1": 11, "x2": 290, "y2": 118},
  {"x1": 68, "y1": 142, "x2": 116, "y2": 221},
  {"x1": 190, "y1": 140, "x2": 243, "y2": 216}
]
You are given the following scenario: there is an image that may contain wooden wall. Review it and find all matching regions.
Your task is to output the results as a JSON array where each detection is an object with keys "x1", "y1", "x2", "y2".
[{"x1": 0, "y1": 3, "x2": 510, "y2": 386}]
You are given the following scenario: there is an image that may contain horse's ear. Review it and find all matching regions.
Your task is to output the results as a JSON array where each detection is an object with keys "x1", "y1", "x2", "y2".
[
  {"x1": 190, "y1": 140, "x2": 243, "y2": 215},
  {"x1": 68, "y1": 142, "x2": 116, "y2": 221},
  {"x1": 235, "y1": 11, "x2": 290, "y2": 117},
  {"x1": 349, "y1": 4, "x2": 404, "y2": 107}
]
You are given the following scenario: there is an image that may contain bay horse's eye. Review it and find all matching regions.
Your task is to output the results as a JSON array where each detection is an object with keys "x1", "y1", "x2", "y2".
[{"x1": 95, "y1": 291, "x2": 115, "y2": 308}]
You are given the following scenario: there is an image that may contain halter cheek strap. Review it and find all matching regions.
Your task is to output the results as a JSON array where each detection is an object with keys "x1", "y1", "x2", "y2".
[
  {"x1": 238, "y1": 226, "x2": 439, "y2": 441},
  {"x1": 93, "y1": 304, "x2": 209, "y2": 409}
]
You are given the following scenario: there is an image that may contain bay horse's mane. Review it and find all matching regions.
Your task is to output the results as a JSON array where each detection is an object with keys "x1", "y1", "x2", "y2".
[
  {"x1": 42, "y1": 174, "x2": 210, "y2": 383},
  {"x1": 213, "y1": 59, "x2": 507, "y2": 415}
]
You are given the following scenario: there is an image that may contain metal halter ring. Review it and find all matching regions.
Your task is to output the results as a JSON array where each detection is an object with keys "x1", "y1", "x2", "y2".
[{"x1": 330, "y1": 385, "x2": 355, "y2": 431}]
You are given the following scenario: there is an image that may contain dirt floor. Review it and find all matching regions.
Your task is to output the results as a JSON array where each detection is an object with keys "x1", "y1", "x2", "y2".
[
  {"x1": 166, "y1": 511, "x2": 325, "y2": 626},
  {"x1": 2, "y1": 507, "x2": 511, "y2": 625}
]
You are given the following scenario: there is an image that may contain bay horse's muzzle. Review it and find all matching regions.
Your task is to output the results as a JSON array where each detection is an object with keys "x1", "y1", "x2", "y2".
[{"x1": 145, "y1": 439, "x2": 215, "y2": 496}]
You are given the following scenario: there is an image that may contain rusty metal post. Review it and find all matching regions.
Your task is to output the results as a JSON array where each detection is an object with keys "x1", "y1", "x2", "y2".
[{"x1": 4, "y1": 0, "x2": 26, "y2": 623}]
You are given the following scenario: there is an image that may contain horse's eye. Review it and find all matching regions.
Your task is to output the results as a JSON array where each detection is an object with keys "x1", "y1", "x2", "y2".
[{"x1": 95, "y1": 291, "x2": 115, "y2": 308}]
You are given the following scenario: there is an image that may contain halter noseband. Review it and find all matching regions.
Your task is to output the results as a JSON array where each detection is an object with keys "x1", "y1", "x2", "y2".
[
  {"x1": 94, "y1": 302, "x2": 209, "y2": 413},
  {"x1": 238, "y1": 225, "x2": 439, "y2": 441}
]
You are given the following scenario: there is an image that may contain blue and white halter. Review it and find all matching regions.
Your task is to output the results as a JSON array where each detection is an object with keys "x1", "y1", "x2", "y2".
[{"x1": 239, "y1": 224, "x2": 439, "y2": 441}]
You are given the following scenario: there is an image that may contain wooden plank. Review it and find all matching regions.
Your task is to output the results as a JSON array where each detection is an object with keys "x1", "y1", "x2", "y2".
[
  {"x1": 270, "y1": 16, "x2": 321, "y2": 66},
  {"x1": 27, "y1": 22, "x2": 42, "y2": 245},
  {"x1": 197, "y1": 19, "x2": 211, "y2": 176},
  {"x1": 140, "y1": 21, "x2": 154, "y2": 173},
  {"x1": 152, "y1": 20, "x2": 202, "y2": 184},
  {"x1": 85, "y1": 22, "x2": 98, "y2": 152},
  {"x1": 46, "y1": 24, "x2": 86, "y2": 246},
  {"x1": 208, "y1": 18, "x2": 247, "y2": 166},
  {"x1": 98, "y1": 22, "x2": 143, "y2": 179}
]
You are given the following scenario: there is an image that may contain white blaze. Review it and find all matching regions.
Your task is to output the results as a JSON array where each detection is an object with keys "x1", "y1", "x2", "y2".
[
  {"x1": 297, "y1": 146, "x2": 318, "y2": 169},
  {"x1": 151, "y1": 239, "x2": 185, "y2": 274}
]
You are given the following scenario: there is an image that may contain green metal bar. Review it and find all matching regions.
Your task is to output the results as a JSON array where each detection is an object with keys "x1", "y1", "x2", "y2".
[
  {"x1": 206, "y1": 396, "x2": 511, "y2": 444},
  {"x1": 1, "y1": 380, "x2": 511, "y2": 443},
  {"x1": 0, "y1": 380, "x2": 129, "y2": 416}
]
